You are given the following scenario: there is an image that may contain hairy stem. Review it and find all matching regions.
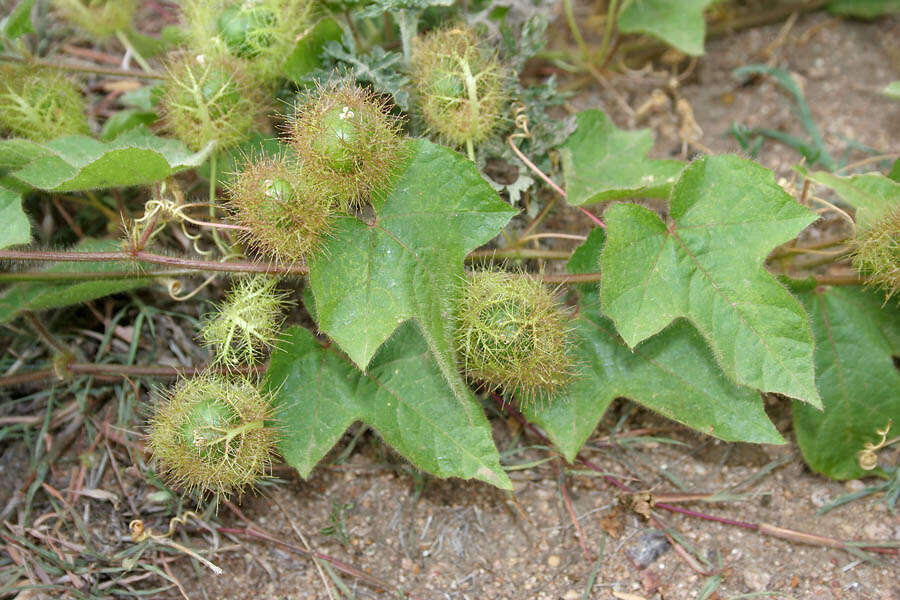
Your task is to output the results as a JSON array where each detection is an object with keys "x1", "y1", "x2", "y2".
[
  {"x1": 0, "y1": 362, "x2": 263, "y2": 388},
  {"x1": 0, "y1": 249, "x2": 308, "y2": 275}
]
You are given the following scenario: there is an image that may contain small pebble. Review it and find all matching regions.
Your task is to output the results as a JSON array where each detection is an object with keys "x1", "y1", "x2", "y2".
[{"x1": 547, "y1": 554, "x2": 561, "y2": 567}]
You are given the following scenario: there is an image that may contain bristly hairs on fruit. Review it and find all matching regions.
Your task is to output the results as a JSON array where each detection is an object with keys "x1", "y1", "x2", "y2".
[
  {"x1": 200, "y1": 275, "x2": 290, "y2": 370},
  {"x1": 159, "y1": 52, "x2": 267, "y2": 152},
  {"x1": 0, "y1": 65, "x2": 90, "y2": 142},
  {"x1": 183, "y1": 0, "x2": 314, "y2": 83},
  {"x1": 455, "y1": 269, "x2": 575, "y2": 403},
  {"x1": 51, "y1": 0, "x2": 137, "y2": 38},
  {"x1": 288, "y1": 82, "x2": 406, "y2": 210},
  {"x1": 410, "y1": 25, "x2": 507, "y2": 160},
  {"x1": 852, "y1": 205, "x2": 900, "y2": 300},
  {"x1": 147, "y1": 372, "x2": 279, "y2": 497},
  {"x1": 225, "y1": 154, "x2": 336, "y2": 264}
]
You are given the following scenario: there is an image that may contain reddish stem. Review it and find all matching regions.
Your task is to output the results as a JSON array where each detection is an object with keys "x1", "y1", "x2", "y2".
[{"x1": 0, "y1": 249, "x2": 308, "y2": 275}]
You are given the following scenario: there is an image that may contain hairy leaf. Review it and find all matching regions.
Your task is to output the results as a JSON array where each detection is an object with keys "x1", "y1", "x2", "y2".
[
  {"x1": 523, "y1": 228, "x2": 783, "y2": 461},
  {"x1": 267, "y1": 324, "x2": 512, "y2": 489},
  {"x1": 801, "y1": 168, "x2": 900, "y2": 228},
  {"x1": 559, "y1": 110, "x2": 682, "y2": 205},
  {"x1": 310, "y1": 138, "x2": 516, "y2": 374},
  {"x1": 601, "y1": 155, "x2": 820, "y2": 405},
  {"x1": 794, "y1": 287, "x2": 900, "y2": 479},
  {"x1": 0, "y1": 185, "x2": 30, "y2": 249},
  {"x1": 0, "y1": 138, "x2": 46, "y2": 172},
  {"x1": 99, "y1": 109, "x2": 158, "y2": 142},
  {"x1": 617, "y1": 0, "x2": 714, "y2": 56},
  {"x1": 4, "y1": 127, "x2": 215, "y2": 192},
  {"x1": 0, "y1": 239, "x2": 154, "y2": 324}
]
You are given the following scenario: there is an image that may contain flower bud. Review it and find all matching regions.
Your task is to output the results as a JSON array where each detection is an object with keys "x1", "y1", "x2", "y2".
[{"x1": 200, "y1": 275, "x2": 289, "y2": 369}]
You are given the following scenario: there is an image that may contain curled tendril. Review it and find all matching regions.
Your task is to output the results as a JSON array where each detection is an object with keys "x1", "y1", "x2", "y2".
[
  {"x1": 509, "y1": 103, "x2": 531, "y2": 143},
  {"x1": 857, "y1": 419, "x2": 894, "y2": 471},
  {"x1": 162, "y1": 274, "x2": 219, "y2": 301},
  {"x1": 129, "y1": 511, "x2": 223, "y2": 574}
]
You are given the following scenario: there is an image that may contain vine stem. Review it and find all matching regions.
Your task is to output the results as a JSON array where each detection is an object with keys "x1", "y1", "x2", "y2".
[
  {"x1": 0, "y1": 249, "x2": 308, "y2": 275},
  {"x1": 507, "y1": 136, "x2": 605, "y2": 228},
  {"x1": 466, "y1": 247, "x2": 571, "y2": 261},
  {"x1": 0, "y1": 362, "x2": 262, "y2": 388}
]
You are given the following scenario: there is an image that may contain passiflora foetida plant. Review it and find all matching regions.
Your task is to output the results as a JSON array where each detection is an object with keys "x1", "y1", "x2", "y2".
[{"x1": 2, "y1": 0, "x2": 898, "y2": 505}]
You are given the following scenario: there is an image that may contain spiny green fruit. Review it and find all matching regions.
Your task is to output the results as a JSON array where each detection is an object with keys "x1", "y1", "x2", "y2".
[
  {"x1": 289, "y1": 83, "x2": 405, "y2": 210},
  {"x1": 147, "y1": 373, "x2": 278, "y2": 497},
  {"x1": 852, "y1": 206, "x2": 900, "y2": 299},
  {"x1": 226, "y1": 155, "x2": 335, "y2": 263},
  {"x1": 200, "y1": 275, "x2": 290, "y2": 369},
  {"x1": 216, "y1": 5, "x2": 277, "y2": 59},
  {"x1": 410, "y1": 26, "x2": 507, "y2": 148},
  {"x1": 183, "y1": 0, "x2": 313, "y2": 82},
  {"x1": 455, "y1": 270, "x2": 575, "y2": 402},
  {"x1": 51, "y1": 0, "x2": 136, "y2": 38},
  {"x1": 160, "y1": 53, "x2": 265, "y2": 151},
  {"x1": 0, "y1": 66, "x2": 90, "y2": 142}
]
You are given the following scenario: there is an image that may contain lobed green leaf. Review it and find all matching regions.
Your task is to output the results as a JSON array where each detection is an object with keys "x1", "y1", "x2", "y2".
[
  {"x1": 793, "y1": 287, "x2": 900, "y2": 479},
  {"x1": 266, "y1": 324, "x2": 512, "y2": 489},
  {"x1": 309, "y1": 138, "x2": 516, "y2": 373},
  {"x1": 2, "y1": 127, "x2": 215, "y2": 192},
  {"x1": 601, "y1": 155, "x2": 820, "y2": 405},
  {"x1": 617, "y1": 0, "x2": 714, "y2": 56},
  {"x1": 559, "y1": 110, "x2": 682, "y2": 206},
  {"x1": 523, "y1": 228, "x2": 783, "y2": 461},
  {"x1": 0, "y1": 184, "x2": 30, "y2": 250}
]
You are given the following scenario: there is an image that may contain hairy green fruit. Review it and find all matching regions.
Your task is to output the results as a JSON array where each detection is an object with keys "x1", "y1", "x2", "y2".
[
  {"x1": 51, "y1": 0, "x2": 136, "y2": 38},
  {"x1": 852, "y1": 206, "x2": 900, "y2": 299},
  {"x1": 200, "y1": 275, "x2": 290, "y2": 369},
  {"x1": 147, "y1": 373, "x2": 278, "y2": 496},
  {"x1": 289, "y1": 83, "x2": 404, "y2": 209},
  {"x1": 216, "y1": 5, "x2": 277, "y2": 59},
  {"x1": 160, "y1": 54, "x2": 265, "y2": 151},
  {"x1": 0, "y1": 66, "x2": 90, "y2": 142},
  {"x1": 184, "y1": 0, "x2": 313, "y2": 82},
  {"x1": 226, "y1": 156, "x2": 335, "y2": 263},
  {"x1": 455, "y1": 271, "x2": 574, "y2": 401},
  {"x1": 410, "y1": 27, "x2": 507, "y2": 149}
]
